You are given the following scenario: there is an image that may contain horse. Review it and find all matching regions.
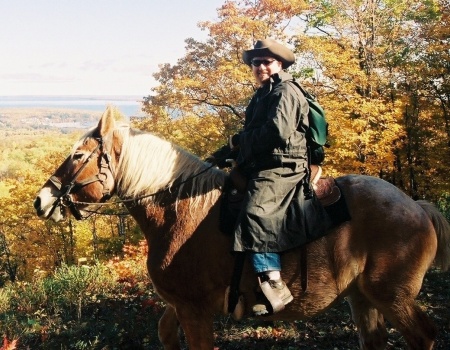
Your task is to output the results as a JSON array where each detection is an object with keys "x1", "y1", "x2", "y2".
[{"x1": 34, "y1": 107, "x2": 450, "y2": 350}]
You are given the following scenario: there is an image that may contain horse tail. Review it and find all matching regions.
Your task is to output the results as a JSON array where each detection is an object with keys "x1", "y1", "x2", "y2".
[{"x1": 417, "y1": 200, "x2": 450, "y2": 271}]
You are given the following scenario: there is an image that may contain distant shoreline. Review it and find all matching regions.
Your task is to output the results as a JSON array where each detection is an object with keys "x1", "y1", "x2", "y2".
[
  {"x1": 0, "y1": 95, "x2": 142, "y2": 100},
  {"x1": 0, "y1": 95, "x2": 144, "y2": 117}
]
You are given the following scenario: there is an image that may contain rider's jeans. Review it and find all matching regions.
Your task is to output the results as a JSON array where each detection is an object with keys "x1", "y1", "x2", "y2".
[{"x1": 251, "y1": 252, "x2": 281, "y2": 273}]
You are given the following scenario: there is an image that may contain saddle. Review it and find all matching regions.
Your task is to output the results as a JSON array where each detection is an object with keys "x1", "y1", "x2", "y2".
[{"x1": 310, "y1": 165, "x2": 341, "y2": 206}]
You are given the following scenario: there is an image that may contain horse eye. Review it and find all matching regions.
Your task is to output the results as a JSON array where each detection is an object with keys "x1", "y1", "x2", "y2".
[{"x1": 72, "y1": 152, "x2": 84, "y2": 161}]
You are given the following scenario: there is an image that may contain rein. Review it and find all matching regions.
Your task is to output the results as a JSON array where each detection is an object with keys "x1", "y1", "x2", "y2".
[{"x1": 76, "y1": 160, "x2": 216, "y2": 206}]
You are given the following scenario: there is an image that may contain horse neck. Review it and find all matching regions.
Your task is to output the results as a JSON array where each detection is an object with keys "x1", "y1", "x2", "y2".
[
  {"x1": 114, "y1": 129, "x2": 226, "y2": 200},
  {"x1": 126, "y1": 187, "x2": 224, "y2": 270},
  {"x1": 114, "y1": 129, "x2": 227, "y2": 267}
]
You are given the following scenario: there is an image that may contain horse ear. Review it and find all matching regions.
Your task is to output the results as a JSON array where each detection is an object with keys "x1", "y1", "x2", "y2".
[{"x1": 95, "y1": 106, "x2": 116, "y2": 138}]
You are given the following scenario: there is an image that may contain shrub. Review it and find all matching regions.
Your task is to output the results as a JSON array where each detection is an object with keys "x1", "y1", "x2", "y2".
[
  {"x1": 0, "y1": 286, "x2": 10, "y2": 314},
  {"x1": 0, "y1": 280, "x2": 45, "y2": 341},
  {"x1": 437, "y1": 193, "x2": 450, "y2": 221},
  {"x1": 45, "y1": 262, "x2": 117, "y2": 321},
  {"x1": 106, "y1": 240, "x2": 149, "y2": 293},
  {"x1": 0, "y1": 241, "x2": 158, "y2": 348}
]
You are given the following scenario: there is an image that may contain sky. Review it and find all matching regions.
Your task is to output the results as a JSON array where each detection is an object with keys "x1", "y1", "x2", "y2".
[{"x1": 0, "y1": 0, "x2": 225, "y2": 97}]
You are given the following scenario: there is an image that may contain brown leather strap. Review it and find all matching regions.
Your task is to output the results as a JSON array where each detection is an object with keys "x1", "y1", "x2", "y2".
[
  {"x1": 228, "y1": 253, "x2": 246, "y2": 314},
  {"x1": 300, "y1": 244, "x2": 308, "y2": 291}
]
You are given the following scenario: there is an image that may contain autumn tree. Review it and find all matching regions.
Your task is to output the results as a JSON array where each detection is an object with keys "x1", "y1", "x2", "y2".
[
  {"x1": 0, "y1": 173, "x2": 50, "y2": 280},
  {"x1": 410, "y1": 0, "x2": 450, "y2": 199},
  {"x1": 138, "y1": 0, "x2": 308, "y2": 157},
  {"x1": 0, "y1": 229, "x2": 18, "y2": 285},
  {"x1": 138, "y1": 0, "x2": 449, "y2": 200},
  {"x1": 294, "y1": 1, "x2": 446, "y2": 191}
]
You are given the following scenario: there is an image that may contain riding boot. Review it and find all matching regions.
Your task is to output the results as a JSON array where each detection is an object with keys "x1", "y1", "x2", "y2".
[{"x1": 253, "y1": 274, "x2": 293, "y2": 316}]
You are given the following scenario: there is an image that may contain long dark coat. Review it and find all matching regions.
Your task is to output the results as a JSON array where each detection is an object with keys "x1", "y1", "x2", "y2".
[{"x1": 233, "y1": 71, "x2": 329, "y2": 253}]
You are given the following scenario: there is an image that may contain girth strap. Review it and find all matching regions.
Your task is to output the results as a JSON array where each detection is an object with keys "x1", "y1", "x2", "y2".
[
  {"x1": 300, "y1": 244, "x2": 308, "y2": 291},
  {"x1": 228, "y1": 252, "x2": 246, "y2": 314}
]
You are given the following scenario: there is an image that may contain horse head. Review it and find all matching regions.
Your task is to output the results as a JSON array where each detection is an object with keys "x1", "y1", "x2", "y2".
[{"x1": 34, "y1": 107, "x2": 119, "y2": 222}]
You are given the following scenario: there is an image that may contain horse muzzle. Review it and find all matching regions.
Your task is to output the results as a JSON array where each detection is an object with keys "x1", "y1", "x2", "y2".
[{"x1": 34, "y1": 187, "x2": 66, "y2": 222}]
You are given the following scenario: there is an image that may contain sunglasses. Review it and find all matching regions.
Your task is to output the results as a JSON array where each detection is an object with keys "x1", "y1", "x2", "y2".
[{"x1": 251, "y1": 59, "x2": 276, "y2": 67}]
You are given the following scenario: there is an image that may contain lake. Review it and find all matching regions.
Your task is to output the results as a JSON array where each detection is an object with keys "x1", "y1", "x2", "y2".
[{"x1": 0, "y1": 95, "x2": 144, "y2": 117}]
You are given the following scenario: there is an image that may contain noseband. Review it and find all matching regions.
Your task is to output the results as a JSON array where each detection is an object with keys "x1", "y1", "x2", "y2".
[{"x1": 50, "y1": 137, "x2": 115, "y2": 220}]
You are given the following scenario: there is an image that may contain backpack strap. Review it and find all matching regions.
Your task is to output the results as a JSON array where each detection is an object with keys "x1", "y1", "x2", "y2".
[{"x1": 290, "y1": 79, "x2": 316, "y2": 101}]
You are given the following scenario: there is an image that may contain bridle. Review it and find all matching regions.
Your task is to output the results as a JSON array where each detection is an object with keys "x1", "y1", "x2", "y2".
[
  {"x1": 49, "y1": 137, "x2": 115, "y2": 220},
  {"x1": 47, "y1": 134, "x2": 218, "y2": 220}
]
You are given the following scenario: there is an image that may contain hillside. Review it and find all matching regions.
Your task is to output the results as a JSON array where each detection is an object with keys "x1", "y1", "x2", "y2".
[
  {"x1": 0, "y1": 108, "x2": 100, "y2": 182},
  {"x1": 0, "y1": 107, "x2": 102, "y2": 134}
]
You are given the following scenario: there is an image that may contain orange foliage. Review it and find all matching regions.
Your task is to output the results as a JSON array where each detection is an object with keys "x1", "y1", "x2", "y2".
[
  {"x1": 0, "y1": 338, "x2": 17, "y2": 350},
  {"x1": 106, "y1": 240, "x2": 148, "y2": 289},
  {"x1": 139, "y1": 0, "x2": 449, "y2": 200}
]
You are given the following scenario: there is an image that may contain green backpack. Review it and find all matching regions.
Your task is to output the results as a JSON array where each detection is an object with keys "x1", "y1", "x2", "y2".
[{"x1": 291, "y1": 80, "x2": 329, "y2": 165}]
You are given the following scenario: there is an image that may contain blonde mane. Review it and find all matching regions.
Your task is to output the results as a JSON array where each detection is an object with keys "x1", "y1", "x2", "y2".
[{"x1": 111, "y1": 126, "x2": 226, "y2": 211}]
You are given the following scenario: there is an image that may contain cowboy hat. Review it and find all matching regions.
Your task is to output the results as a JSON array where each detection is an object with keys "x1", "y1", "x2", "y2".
[{"x1": 242, "y1": 38, "x2": 295, "y2": 69}]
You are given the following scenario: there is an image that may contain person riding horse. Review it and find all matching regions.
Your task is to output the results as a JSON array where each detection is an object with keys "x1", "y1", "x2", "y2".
[{"x1": 226, "y1": 39, "x2": 330, "y2": 316}]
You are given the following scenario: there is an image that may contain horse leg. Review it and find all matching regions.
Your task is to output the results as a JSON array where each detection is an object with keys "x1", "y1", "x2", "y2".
[
  {"x1": 383, "y1": 302, "x2": 436, "y2": 350},
  {"x1": 358, "y1": 279, "x2": 437, "y2": 349},
  {"x1": 175, "y1": 305, "x2": 214, "y2": 350},
  {"x1": 158, "y1": 305, "x2": 181, "y2": 350},
  {"x1": 346, "y1": 291, "x2": 388, "y2": 350}
]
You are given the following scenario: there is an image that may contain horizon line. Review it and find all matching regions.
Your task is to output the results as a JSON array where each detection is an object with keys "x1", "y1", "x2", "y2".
[{"x1": 0, "y1": 94, "x2": 145, "y2": 101}]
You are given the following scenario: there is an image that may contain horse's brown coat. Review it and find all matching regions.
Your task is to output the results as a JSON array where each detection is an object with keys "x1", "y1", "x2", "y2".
[{"x1": 34, "y1": 108, "x2": 450, "y2": 350}]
